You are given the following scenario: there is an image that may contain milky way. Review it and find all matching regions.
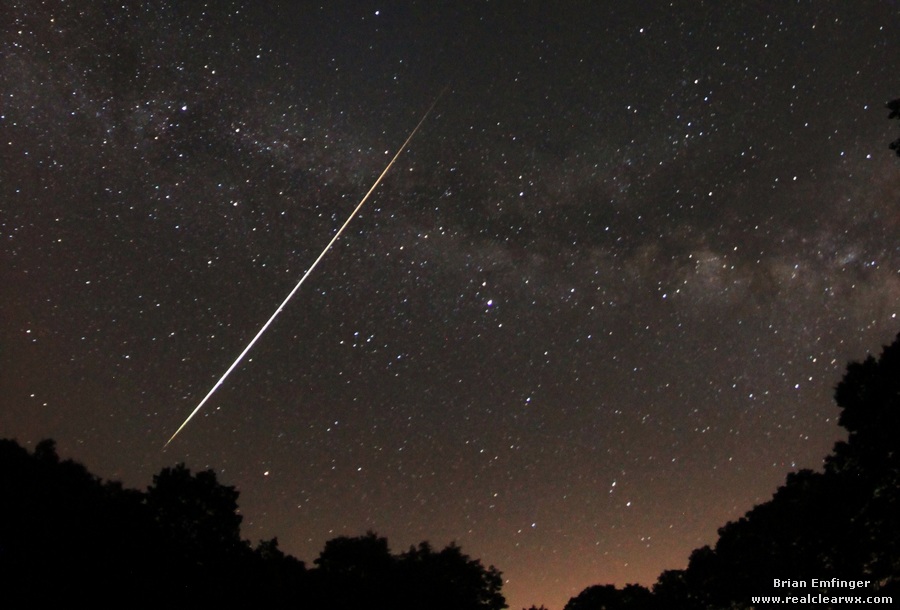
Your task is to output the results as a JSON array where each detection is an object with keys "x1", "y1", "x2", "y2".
[{"x1": 2, "y1": 3, "x2": 898, "y2": 608}]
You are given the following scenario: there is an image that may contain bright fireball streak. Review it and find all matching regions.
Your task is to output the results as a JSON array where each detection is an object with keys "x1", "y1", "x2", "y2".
[{"x1": 165, "y1": 91, "x2": 445, "y2": 448}]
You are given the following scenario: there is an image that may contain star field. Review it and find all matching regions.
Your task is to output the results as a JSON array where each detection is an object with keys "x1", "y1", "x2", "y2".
[{"x1": 2, "y1": 2, "x2": 899, "y2": 608}]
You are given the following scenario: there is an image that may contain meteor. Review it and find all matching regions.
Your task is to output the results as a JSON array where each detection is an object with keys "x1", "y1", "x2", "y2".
[{"x1": 165, "y1": 89, "x2": 446, "y2": 448}]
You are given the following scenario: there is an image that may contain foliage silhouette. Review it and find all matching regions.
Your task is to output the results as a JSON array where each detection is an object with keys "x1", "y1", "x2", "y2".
[
  {"x1": 563, "y1": 583, "x2": 654, "y2": 610},
  {"x1": 146, "y1": 463, "x2": 244, "y2": 560},
  {"x1": 827, "y1": 333, "x2": 900, "y2": 592},
  {"x1": 311, "y1": 531, "x2": 397, "y2": 609},
  {"x1": 5, "y1": 329, "x2": 898, "y2": 609},
  {"x1": 397, "y1": 540, "x2": 506, "y2": 610},
  {"x1": 308, "y1": 533, "x2": 507, "y2": 610},
  {"x1": 889, "y1": 99, "x2": 900, "y2": 157},
  {"x1": 0, "y1": 441, "x2": 506, "y2": 608},
  {"x1": 567, "y1": 333, "x2": 900, "y2": 610},
  {"x1": 3, "y1": 341, "x2": 898, "y2": 609}
]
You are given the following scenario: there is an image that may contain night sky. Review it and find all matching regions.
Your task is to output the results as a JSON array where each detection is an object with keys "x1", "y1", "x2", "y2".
[{"x1": 2, "y1": 2, "x2": 899, "y2": 608}]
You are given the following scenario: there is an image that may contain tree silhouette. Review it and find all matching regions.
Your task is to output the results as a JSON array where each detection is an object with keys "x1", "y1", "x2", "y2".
[
  {"x1": 315, "y1": 530, "x2": 394, "y2": 578},
  {"x1": 0, "y1": 440, "x2": 508, "y2": 607},
  {"x1": 142, "y1": 463, "x2": 255, "y2": 604},
  {"x1": 146, "y1": 463, "x2": 244, "y2": 553},
  {"x1": 8, "y1": 335, "x2": 896, "y2": 607},
  {"x1": 33, "y1": 438, "x2": 60, "y2": 463},
  {"x1": 398, "y1": 541, "x2": 507, "y2": 610},
  {"x1": 310, "y1": 533, "x2": 507, "y2": 610},
  {"x1": 563, "y1": 583, "x2": 654, "y2": 610},
  {"x1": 826, "y1": 334, "x2": 900, "y2": 591},
  {"x1": 828, "y1": 334, "x2": 900, "y2": 476},
  {"x1": 653, "y1": 566, "x2": 699, "y2": 610},
  {"x1": 571, "y1": 332, "x2": 900, "y2": 609},
  {"x1": 889, "y1": 99, "x2": 900, "y2": 157},
  {"x1": 0, "y1": 438, "x2": 149, "y2": 603},
  {"x1": 247, "y1": 537, "x2": 309, "y2": 607},
  {"x1": 311, "y1": 531, "x2": 396, "y2": 609}
]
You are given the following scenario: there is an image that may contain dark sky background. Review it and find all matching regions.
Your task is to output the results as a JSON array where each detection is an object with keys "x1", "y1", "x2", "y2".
[{"x1": 2, "y1": 2, "x2": 899, "y2": 608}]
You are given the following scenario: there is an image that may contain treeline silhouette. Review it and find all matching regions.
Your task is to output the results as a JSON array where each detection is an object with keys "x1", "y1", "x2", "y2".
[
  {"x1": 2, "y1": 339, "x2": 898, "y2": 610},
  {"x1": 0, "y1": 439, "x2": 504, "y2": 609},
  {"x1": 5, "y1": 331, "x2": 897, "y2": 610},
  {"x1": 561, "y1": 332, "x2": 900, "y2": 610}
]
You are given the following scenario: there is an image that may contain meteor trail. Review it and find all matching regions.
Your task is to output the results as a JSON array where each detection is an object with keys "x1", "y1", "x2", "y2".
[{"x1": 165, "y1": 89, "x2": 446, "y2": 448}]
